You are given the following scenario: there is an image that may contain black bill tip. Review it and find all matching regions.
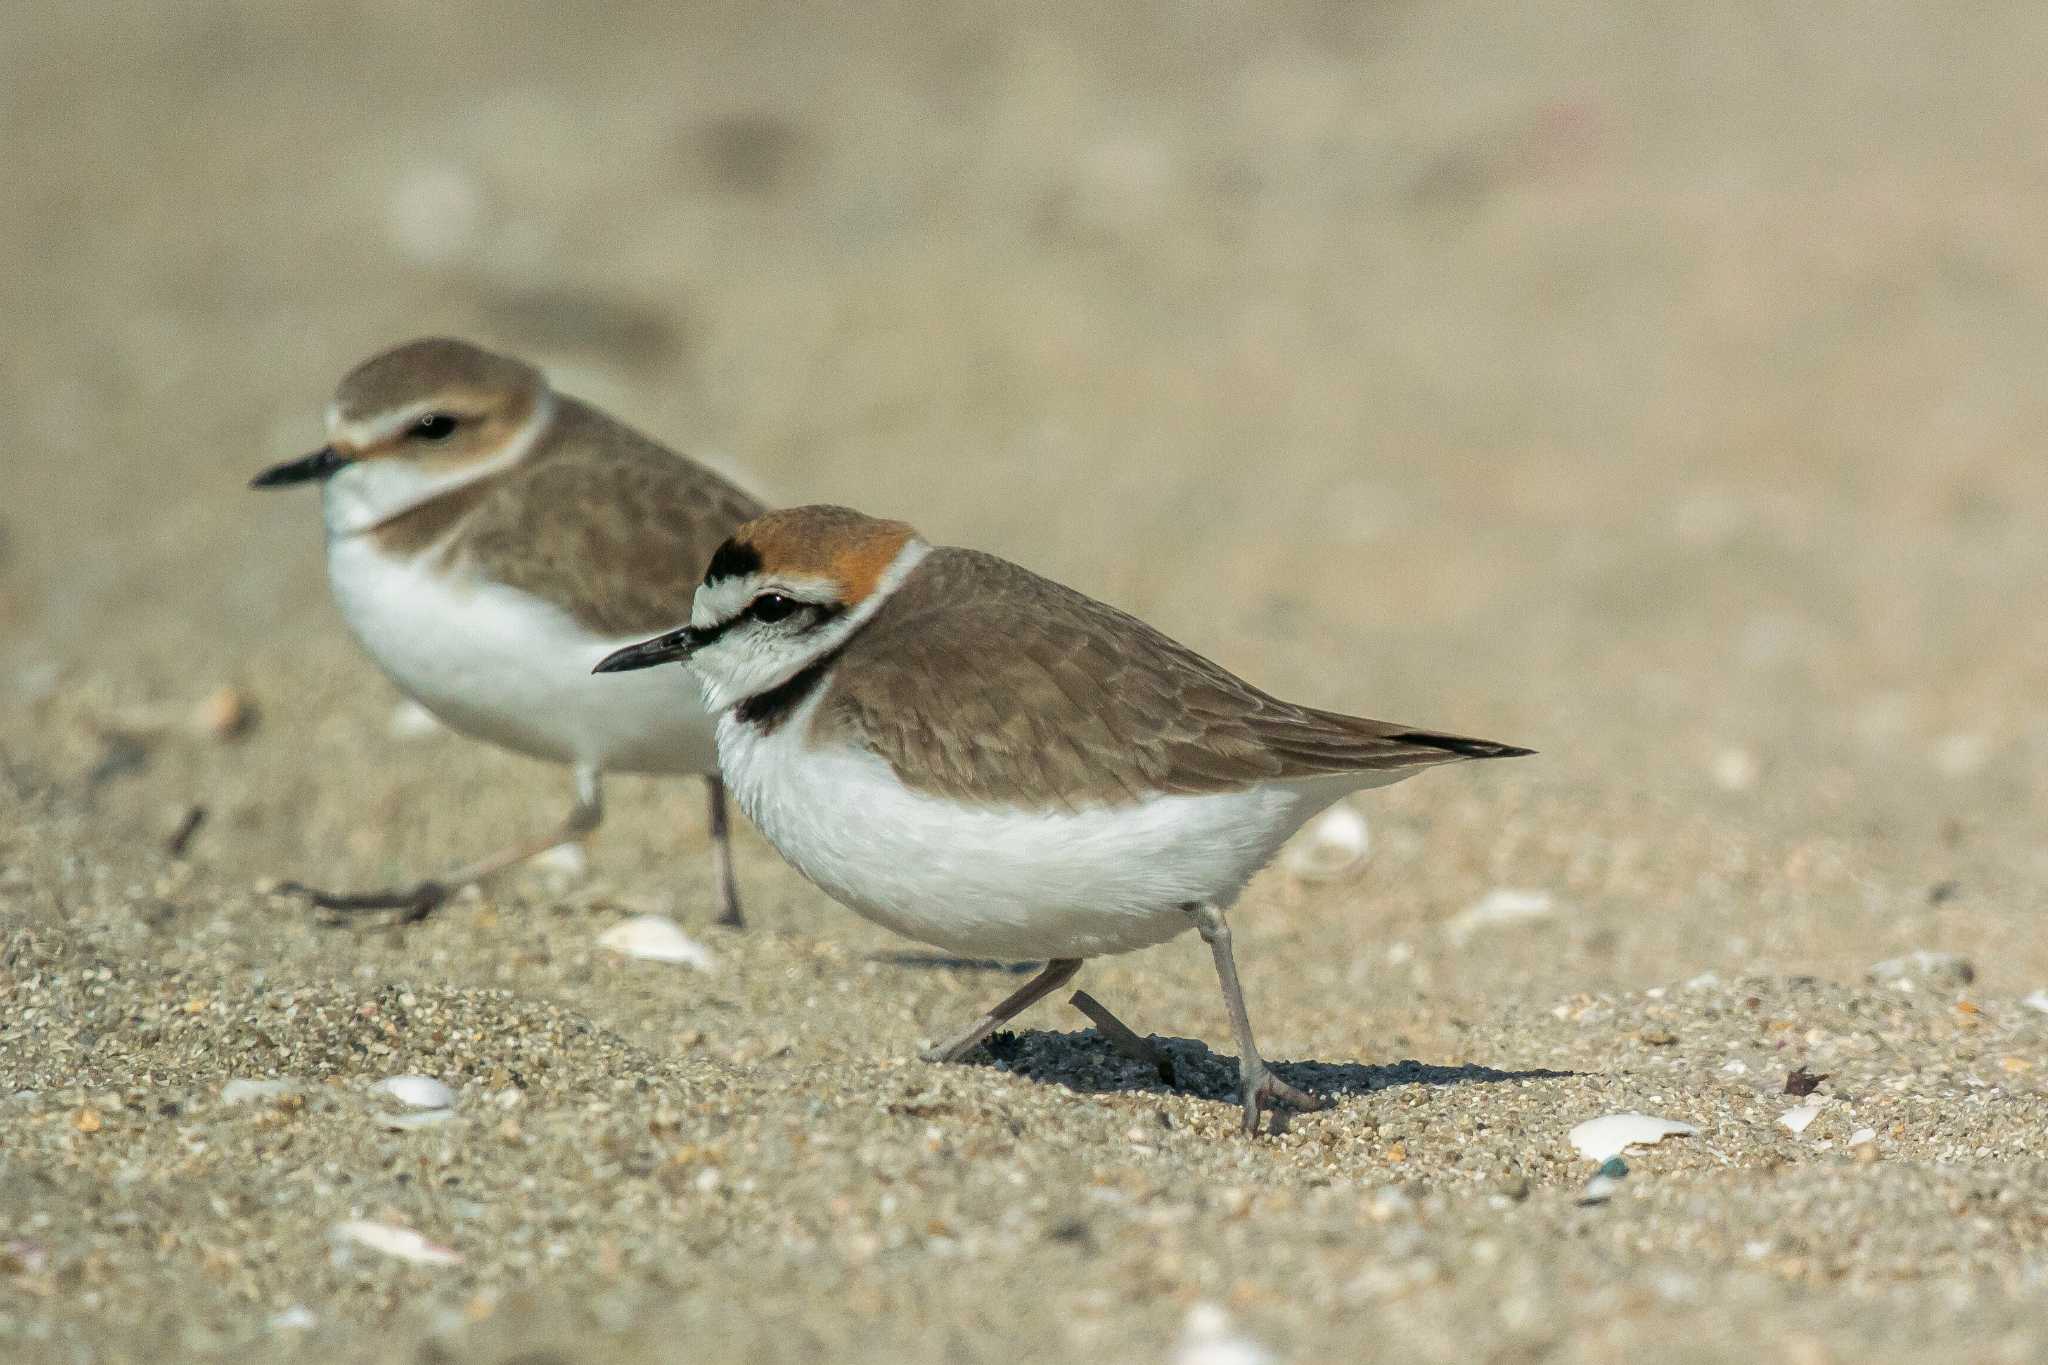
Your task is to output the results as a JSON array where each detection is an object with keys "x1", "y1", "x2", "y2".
[
  {"x1": 1390, "y1": 730, "x2": 1537, "y2": 760},
  {"x1": 593, "y1": 627, "x2": 698, "y2": 674},
  {"x1": 251, "y1": 446, "x2": 347, "y2": 489}
]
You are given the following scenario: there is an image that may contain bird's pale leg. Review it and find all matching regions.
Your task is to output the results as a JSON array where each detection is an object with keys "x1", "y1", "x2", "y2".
[
  {"x1": 1187, "y1": 903, "x2": 1326, "y2": 1135},
  {"x1": 706, "y1": 774, "x2": 744, "y2": 929},
  {"x1": 290, "y1": 765, "x2": 605, "y2": 923},
  {"x1": 1070, "y1": 989, "x2": 1177, "y2": 1086},
  {"x1": 920, "y1": 958, "x2": 1083, "y2": 1064}
]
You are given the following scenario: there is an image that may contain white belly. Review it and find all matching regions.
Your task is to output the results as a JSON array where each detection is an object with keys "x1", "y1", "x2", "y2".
[
  {"x1": 718, "y1": 695, "x2": 1381, "y2": 959},
  {"x1": 325, "y1": 534, "x2": 717, "y2": 774}
]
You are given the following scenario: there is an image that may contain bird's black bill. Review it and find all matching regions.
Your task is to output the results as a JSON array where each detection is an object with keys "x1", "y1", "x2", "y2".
[
  {"x1": 250, "y1": 446, "x2": 348, "y2": 488},
  {"x1": 593, "y1": 627, "x2": 701, "y2": 674}
]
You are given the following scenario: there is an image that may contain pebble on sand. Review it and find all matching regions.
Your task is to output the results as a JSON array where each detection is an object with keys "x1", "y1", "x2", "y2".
[
  {"x1": 1710, "y1": 748, "x2": 1759, "y2": 792},
  {"x1": 532, "y1": 841, "x2": 589, "y2": 880},
  {"x1": 193, "y1": 685, "x2": 256, "y2": 741},
  {"x1": 1867, "y1": 951, "x2": 1975, "y2": 990},
  {"x1": 1448, "y1": 889, "x2": 1556, "y2": 945},
  {"x1": 1579, "y1": 1156, "x2": 1630, "y2": 1206},
  {"x1": 1172, "y1": 1302, "x2": 1276, "y2": 1365},
  {"x1": 220, "y1": 1078, "x2": 301, "y2": 1105},
  {"x1": 384, "y1": 162, "x2": 484, "y2": 265}
]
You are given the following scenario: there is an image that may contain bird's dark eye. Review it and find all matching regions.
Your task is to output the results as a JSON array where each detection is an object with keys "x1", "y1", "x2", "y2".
[
  {"x1": 746, "y1": 593, "x2": 800, "y2": 624},
  {"x1": 411, "y1": 413, "x2": 460, "y2": 441}
]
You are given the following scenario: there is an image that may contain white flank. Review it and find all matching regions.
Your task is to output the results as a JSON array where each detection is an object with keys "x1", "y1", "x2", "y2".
[
  {"x1": 721, "y1": 685, "x2": 1377, "y2": 958},
  {"x1": 325, "y1": 537, "x2": 717, "y2": 775}
]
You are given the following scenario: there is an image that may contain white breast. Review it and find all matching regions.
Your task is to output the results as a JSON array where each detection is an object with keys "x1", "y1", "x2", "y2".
[
  {"x1": 324, "y1": 534, "x2": 717, "y2": 775},
  {"x1": 717, "y1": 693, "x2": 1391, "y2": 959}
]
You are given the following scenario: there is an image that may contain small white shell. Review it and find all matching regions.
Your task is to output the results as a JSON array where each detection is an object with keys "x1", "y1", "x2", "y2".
[
  {"x1": 1568, "y1": 1112, "x2": 1698, "y2": 1162},
  {"x1": 1778, "y1": 1102, "x2": 1824, "y2": 1135},
  {"x1": 532, "y1": 841, "x2": 589, "y2": 879},
  {"x1": 1847, "y1": 1127, "x2": 1876, "y2": 1148},
  {"x1": 597, "y1": 914, "x2": 716, "y2": 969},
  {"x1": 374, "y1": 1075, "x2": 455, "y2": 1110},
  {"x1": 2021, "y1": 989, "x2": 2048, "y2": 1015},
  {"x1": 383, "y1": 163, "x2": 484, "y2": 266},
  {"x1": 331, "y1": 1219, "x2": 462, "y2": 1267},
  {"x1": 1173, "y1": 1302, "x2": 1276, "y2": 1365},
  {"x1": 1931, "y1": 731, "x2": 1990, "y2": 777},
  {"x1": 1364, "y1": 1186, "x2": 1413, "y2": 1222},
  {"x1": 1578, "y1": 1170, "x2": 1627, "y2": 1205},
  {"x1": 221, "y1": 1078, "x2": 300, "y2": 1105},
  {"x1": 1867, "y1": 951, "x2": 1974, "y2": 989},
  {"x1": 1710, "y1": 748, "x2": 1759, "y2": 792},
  {"x1": 1281, "y1": 805, "x2": 1370, "y2": 883},
  {"x1": 1448, "y1": 888, "x2": 1555, "y2": 945}
]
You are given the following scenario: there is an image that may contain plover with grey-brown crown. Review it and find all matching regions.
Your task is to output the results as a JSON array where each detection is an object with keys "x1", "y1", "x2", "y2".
[{"x1": 254, "y1": 337, "x2": 765, "y2": 925}]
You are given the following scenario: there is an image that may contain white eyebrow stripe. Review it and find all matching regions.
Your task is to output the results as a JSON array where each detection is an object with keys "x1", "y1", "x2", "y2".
[
  {"x1": 689, "y1": 572, "x2": 841, "y2": 628},
  {"x1": 691, "y1": 574, "x2": 760, "y2": 628}
]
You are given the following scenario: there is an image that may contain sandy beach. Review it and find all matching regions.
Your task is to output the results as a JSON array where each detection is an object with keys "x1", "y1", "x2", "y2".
[{"x1": 5, "y1": 3, "x2": 2048, "y2": 1360}]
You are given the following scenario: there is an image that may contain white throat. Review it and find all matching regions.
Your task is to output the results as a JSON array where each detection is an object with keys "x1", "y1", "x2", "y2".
[
  {"x1": 691, "y1": 538, "x2": 930, "y2": 715},
  {"x1": 320, "y1": 392, "x2": 555, "y2": 539}
]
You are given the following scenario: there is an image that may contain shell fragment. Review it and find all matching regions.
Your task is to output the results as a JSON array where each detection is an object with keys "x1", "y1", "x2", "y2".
[
  {"x1": 1568, "y1": 1112, "x2": 1698, "y2": 1162},
  {"x1": 1448, "y1": 889, "x2": 1555, "y2": 944},
  {"x1": 331, "y1": 1219, "x2": 461, "y2": 1267},
  {"x1": 597, "y1": 915, "x2": 716, "y2": 969},
  {"x1": 374, "y1": 1075, "x2": 455, "y2": 1110}
]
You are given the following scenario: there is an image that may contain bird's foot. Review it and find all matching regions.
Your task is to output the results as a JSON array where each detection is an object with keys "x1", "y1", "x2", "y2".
[{"x1": 1238, "y1": 1059, "x2": 1327, "y2": 1137}]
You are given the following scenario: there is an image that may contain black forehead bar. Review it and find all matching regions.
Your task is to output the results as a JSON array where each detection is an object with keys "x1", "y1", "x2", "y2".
[{"x1": 704, "y1": 538, "x2": 763, "y2": 586}]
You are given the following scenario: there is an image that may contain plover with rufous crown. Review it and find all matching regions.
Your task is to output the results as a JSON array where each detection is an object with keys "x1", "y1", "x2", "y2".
[
  {"x1": 594, "y1": 504, "x2": 1533, "y2": 1134},
  {"x1": 252, "y1": 337, "x2": 765, "y2": 926}
]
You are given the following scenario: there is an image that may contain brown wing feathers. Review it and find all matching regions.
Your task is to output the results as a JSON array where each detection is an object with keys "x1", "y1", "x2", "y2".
[
  {"x1": 820, "y1": 548, "x2": 1530, "y2": 808},
  {"x1": 451, "y1": 398, "x2": 766, "y2": 638}
]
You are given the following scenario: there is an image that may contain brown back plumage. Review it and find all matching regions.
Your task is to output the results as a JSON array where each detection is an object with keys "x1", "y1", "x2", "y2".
[
  {"x1": 811, "y1": 547, "x2": 1531, "y2": 809},
  {"x1": 435, "y1": 397, "x2": 765, "y2": 637}
]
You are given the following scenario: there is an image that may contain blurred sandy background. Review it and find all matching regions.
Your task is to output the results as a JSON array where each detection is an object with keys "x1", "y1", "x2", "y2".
[{"x1": 4, "y1": 3, "x2": 2047, "y2": 1361}]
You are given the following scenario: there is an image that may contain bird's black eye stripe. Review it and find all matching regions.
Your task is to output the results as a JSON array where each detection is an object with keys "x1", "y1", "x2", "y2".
[
  {"x1": 745, "y1": 593, "x2": 801, "y2": 624},
  {"x1": 411, "y1": 413, "x2": 460, "y2": 441}
]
